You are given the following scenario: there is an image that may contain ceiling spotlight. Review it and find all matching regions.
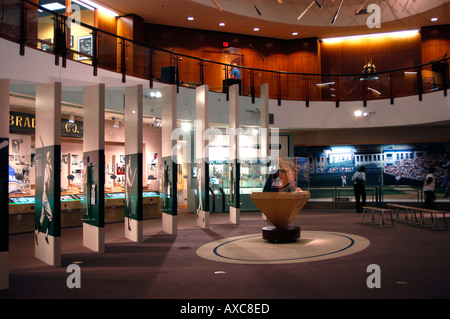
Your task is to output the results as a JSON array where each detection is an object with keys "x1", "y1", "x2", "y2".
[
  {"x1": 253, "y1": 27, "x2": 260, "y2": 31},
  {"x1": 292, "y1": 32, "x2": 298, "y2": 36},
  {"x1": 431, "y1": 17, "x2": 438, "y2": 22},
  {"x1": 354, "y1": 110, "x2": 375, "y2": 117},
  {"x1": 181, "y1": 122, "x2": 191, "y2": 131},
  {"x1": 187, "y1": 17, "x2": 194, "y2": 21},
  {"x1": 219, "y1": 22, "x2": 225, "y2": 27}
]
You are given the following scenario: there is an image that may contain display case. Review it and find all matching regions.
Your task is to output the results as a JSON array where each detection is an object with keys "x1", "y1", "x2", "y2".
[
  {"x1": 205, "y1": 157, "x2": 310, "y2": 212},
  {"x1": 8, "y1": 190, "x2": 161, "y2": 234}
]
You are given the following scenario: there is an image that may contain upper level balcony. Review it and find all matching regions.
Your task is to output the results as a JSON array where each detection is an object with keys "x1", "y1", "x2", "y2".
[{"x1": 0, "y1": 0, "x2": 449, "y2": 130}]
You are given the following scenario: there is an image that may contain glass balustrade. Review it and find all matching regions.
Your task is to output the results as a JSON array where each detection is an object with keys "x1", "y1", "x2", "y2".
[{"x1": 0, "y1": 0, "x2": 448, "y2": 104}]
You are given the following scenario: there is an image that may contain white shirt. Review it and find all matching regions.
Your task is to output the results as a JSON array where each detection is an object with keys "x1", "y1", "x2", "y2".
[
  {"x1": 352, "y1": 171, "x2": 366, "y2": 184},
  {"x1": 423, "y1": 173, "x2": 435, "y2": 192}
]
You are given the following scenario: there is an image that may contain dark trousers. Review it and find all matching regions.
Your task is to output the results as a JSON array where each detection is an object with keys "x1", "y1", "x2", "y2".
[
  {"x1": 354, "y1": 183, "x2": 366, "y2": 213},
  {"x1": 424, "y1": 190, "x2": 435, "y2": 209}
]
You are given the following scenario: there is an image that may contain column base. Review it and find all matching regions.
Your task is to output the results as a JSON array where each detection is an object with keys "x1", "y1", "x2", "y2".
[
  {"x1": 83, "y1": 223, "x2": 105, "y2": 253},
  {"x1": 162, "y1": 213, "x2": 177, "y2": 235},
  {"x1": 230, "y1": 206, "x2": 240, "y2": 225},
  {"x1": 34, "y1": 234, "x2": 61, "y2": 266},
  {"x1": 197, "y1": 209, "x2": 210, "y2": 229},
  {"x1": 125, "y1": 218, "x2": 143, "y2": 243}
]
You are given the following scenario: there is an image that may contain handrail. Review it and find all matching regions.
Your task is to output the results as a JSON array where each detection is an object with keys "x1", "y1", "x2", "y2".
[
  {"x1": 22, "y1": 0, "x2": 449, "y2": 78},
  {"x1": 2, "y1": 0, "x2": 449, "y2": 102}
]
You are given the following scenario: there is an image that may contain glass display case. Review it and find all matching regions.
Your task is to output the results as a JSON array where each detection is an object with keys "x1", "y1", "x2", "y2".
[{"x1": 206, "y1": 157, "x2": 310, "y2": 212}]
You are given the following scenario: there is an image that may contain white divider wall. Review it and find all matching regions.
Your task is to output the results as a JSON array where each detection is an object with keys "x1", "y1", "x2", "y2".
[
  {"x1": 161, "y1": 85, "x2": 178, "y2": 235},
  {"x1": 82, "y1": 84, "x2": 106, "y2": 252},
  {"x1": 195, "y1": 85, "x2": 210, "y2": 229},
  {"x1": 34, "y1": 82, "x2": 62, "y2": 266},
  {"x1": 229, "y1": 84, "x2": 240, "y2": 225},
  {"x1": 260, "y1": 84, "x2": 269, "y2": 221},
  {"x1": 124, "y1": 85, "x2": 144, "y2": 243},
  {"x1": 0, "y1": 79, "x2": 10, "y2": 289}
]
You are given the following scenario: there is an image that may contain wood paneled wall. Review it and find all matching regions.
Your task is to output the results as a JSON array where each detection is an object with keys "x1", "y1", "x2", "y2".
[
  {"x1": 320, "y1": 33, "x2": 422, "y2": 75},
  {"x1": 144, "y1": 24, "x2": 320, "y2": 96},
  {"x1": 421, "y1": 25, "x2": 450, "y2": 63}
]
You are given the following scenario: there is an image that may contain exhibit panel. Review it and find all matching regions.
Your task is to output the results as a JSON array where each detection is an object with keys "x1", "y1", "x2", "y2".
[{"x1": 294, "y1": 142, "x2": 450, "y2": 206}]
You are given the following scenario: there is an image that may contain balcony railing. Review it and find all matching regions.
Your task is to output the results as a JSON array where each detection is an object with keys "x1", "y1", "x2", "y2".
[{"x1": 1, "y1": 0, "x2": 448, "y2": 105}]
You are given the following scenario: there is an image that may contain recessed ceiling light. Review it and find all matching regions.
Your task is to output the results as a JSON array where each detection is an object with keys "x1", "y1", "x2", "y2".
[
  {"x1": 219, "y1": 22, "x2": 225, "y2": 27},
  {"x1": 78, "y1": 0, "x2": 118, "y2": 16},
  {"x1": 292, "y1": 32, "x2": 298, "y2": 36},
  {"x1": 431, "y1": 17, "x2": 438, "y2": 22},
  {"x1": 188, "y1": 17, "x2": 194, "y2": 21},
  {"x1": 253, "y1": 27, "x2": 259, "y2": 31},
  {"x1": 41, "y1": 2, "x2": 66, "y2": 11}
]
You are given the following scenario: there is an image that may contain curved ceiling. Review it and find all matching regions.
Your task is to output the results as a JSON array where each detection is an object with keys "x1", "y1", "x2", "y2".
[{"x1": 96, "y1": 0, "x2": 450, "y2": 39}]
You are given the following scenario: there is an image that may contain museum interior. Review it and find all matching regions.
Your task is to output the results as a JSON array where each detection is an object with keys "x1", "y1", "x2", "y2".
[{"x1": 0, "y1": 0, "x2": 449, "y2": 304}]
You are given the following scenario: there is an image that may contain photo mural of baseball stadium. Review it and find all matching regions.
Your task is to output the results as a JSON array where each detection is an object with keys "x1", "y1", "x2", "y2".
[{"x1": 294, "y1": 142, "x2": 450, "y2": 204}]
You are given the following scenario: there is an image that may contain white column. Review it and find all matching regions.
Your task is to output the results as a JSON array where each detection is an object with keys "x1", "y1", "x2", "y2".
[
  {"x1": 260, "y1": 83, "x2": 269, "y2": 220},
  {"x1": 82, "y1": 84, "x2": 105, "y2": 252},
  {"x1": 196, "y1": 85, "x2": 210, "y2": 229},
  {"x1": 0, "y1": 79, "x2": 10, "y2": 289},
  {"x1": 34, "y1": 82, "x2": 62, "y2": 266},
  {"x1": 161, "y1": 85, "x2": 177, "y2": 235},
  {"x1": 124, "y1": 85, "x2": 143, "y2": 243},
  {"x1": 229, "y1": 84, "x2": 240, "y2": 224}
]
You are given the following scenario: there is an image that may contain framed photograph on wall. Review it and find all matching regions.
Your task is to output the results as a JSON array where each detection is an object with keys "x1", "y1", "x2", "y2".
[{"x1": 77, "y1": 35, "x2": 92, "y2": 60}]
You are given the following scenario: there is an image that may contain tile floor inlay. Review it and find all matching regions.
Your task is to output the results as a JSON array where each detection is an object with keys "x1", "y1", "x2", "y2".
[{"x1": 196, "y1": 231, "x2": 370, "y2": 264}]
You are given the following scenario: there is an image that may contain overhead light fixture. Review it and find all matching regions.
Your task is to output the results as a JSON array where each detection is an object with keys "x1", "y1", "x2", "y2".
[
  {"x1": 181, "y1": 122, "x2": 191, "y2": 131},
  {"x1": 149, "y1": 91, "x2": 162, "y2": 98},
  {"x1": 354, "y1": 110, "x2": 376, "y2": 117},
  {"x1": 68, "y1": 114, "x2": 75, "y2": 123},
  {"x1": 219, "y1": 22, "x2": 225, "y2": 27},
  {"x1": 431, "y1": 17, "x2": 438, "y2": 22},
  {"x1": 78, "y1": 0, "x2": 118, "y2": 17},
  {"x1": 188, "y1": 16, "x2": 194, "y2": 21},
  {"x1": 41, "y1": 2, "x2": 66, "y2": 11},
  {"x1": 292, "y1": 32, "x2": 298, "y2": 36},
  {"x1": 72, "y1": 0, "x2": 95, "y2": 11},
  {"x1": 322, "y1": 29, "x2": 420, "y2": 43},
  {"x1": 367, "y1": 87, "x2": 381, "y2": 95},
  {"x1": 253, "y1": 27, "x2": 260, "y2": 31},
  {"x1": 316, "y1": 82, "x2": 335, "y2": 87}
]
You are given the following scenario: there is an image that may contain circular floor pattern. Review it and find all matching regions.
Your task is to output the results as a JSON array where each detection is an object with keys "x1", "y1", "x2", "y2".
[{"x1": 196, "y1": 231, "x2": 370, "y2": 264}]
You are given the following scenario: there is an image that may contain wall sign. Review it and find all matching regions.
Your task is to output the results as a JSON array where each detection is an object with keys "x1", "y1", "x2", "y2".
[{"x1": 9, "y1": 111, "x2": 83, "y2": 138}]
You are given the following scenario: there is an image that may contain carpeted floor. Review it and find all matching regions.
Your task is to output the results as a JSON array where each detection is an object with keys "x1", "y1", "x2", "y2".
[{"x1": 1, "y1": 208, "x2": 449, "y2": 303}]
